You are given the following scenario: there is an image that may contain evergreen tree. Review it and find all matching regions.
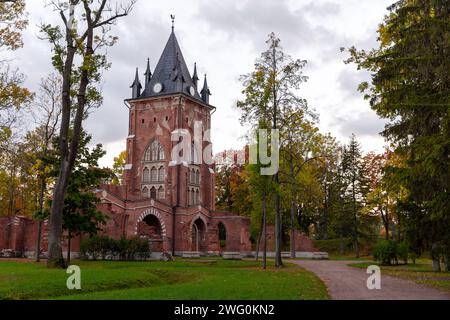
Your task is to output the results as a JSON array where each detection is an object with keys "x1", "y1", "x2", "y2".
[{"x1": 346, "y1": 0, "x2": 450, "y2": 269}]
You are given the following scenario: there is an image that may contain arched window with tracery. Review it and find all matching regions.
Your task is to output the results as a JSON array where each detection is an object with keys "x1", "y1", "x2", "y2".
[
  {"x1": 144, "y1": 148, "x2": 151, "y2": 161},
  {"x1": 190, "y1": 142, "x2": 199, "y2": 164},
  {"x1": 143, "y1": 167, "x2": 150, "y2": 183},
  {"x1": 150, "y1": 187, "x2": 156, "y2": 199},
  {"x1": 158, "y1": 166, "x2": 164, "y2": 181},
  {"x1": 158, "y1": 186, "x2": 164, "y2": 199},
  {"x1": 144, "y1": 140, "x2": 165, "y2": 162},
  {"x1": 195, "y1": 189, "x2": 199, "y2": 204},
  {"x1": 150, "y1": 167, "x2": 157, "y2": 181},
  {"x1": 195, "y1": 170, "x2": 200, "y2": 185},
  {"x1": 191, "y1": 188, "x2": 195, "y2": 205},
  {"x1": 142, "y1": 186, "x2": 149, "y2": 198}
]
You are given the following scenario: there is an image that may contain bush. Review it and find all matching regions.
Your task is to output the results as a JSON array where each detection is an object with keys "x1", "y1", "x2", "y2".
[
  {"x1": 373, "y1": 240, "x2": 402, "y2": 265},
  {"x1": 80, "y1": 236, "x2": 151, "y2": 261}
]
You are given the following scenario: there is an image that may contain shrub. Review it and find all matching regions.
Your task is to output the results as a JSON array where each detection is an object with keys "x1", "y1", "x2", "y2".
[
  {"x1": 373, "y1": 240, "x2": 398, "y2": 265},
  {"x1": 80, "y1": 236, "x2": 151, "y2": 261}
]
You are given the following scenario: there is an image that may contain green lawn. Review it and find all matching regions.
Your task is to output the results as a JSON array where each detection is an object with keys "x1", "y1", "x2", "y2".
[
  {"x1": 350, "y1": 260, "x2": 450, "y2": 293},
  {"x1": 0, "y1": 258, "x2": 329, "y2": 300}
]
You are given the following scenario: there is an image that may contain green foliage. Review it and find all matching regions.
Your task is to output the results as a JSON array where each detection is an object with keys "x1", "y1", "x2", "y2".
[
  {"x1": 373, "y1": 240, "x2": 403, "y2": 265},
  {"x1": 41, "y1": 130, "x2": 113, "y2": 237},
  {"x1": 346, "y1": 0, "x2": 450, "y2": 262},
  {"x1": 397, "y1": 241, "x2": 409, "y2": 264},
  {"x1": 80, "y1": 235, "x2": 151, "y2": 261}
]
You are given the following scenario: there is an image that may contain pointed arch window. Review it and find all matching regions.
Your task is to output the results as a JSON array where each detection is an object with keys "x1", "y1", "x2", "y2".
[
  {"x1": 142, "y1": 186, "x2": 149, "y2": 198},
  {"x1": 195, "y1": 170, "x2": 200, "y2": 185},
  {"x1": 195, "y1": 189, "x2": 199, "y2": 204},
  {"x1": 190, "y1": 142, "x2": 199, "y2": 164},
  {"x1": 150, "y1": 167, "x2": 157, "y2": 181},
  {"x1": 158, "y1": 166, "x2": 165, "y2": 181},
  {"x1": 150, "y1": 187, "x2": 157, "y2": 199},
  {"x1": 190, "y1": 188, "x2": 195, "y2": 206},
  {"x1": 158, "y1": 186, "x2": 164, "y2": 199},
  {"x1": 144, "y1": 140, "x2": 165, "y2": 161},
  {"x1": 187, "y1": 189, "x2": 191, "y2": 206},
  {"x1": 143, "y1": 167, "x2": 150, "y2": 183}
]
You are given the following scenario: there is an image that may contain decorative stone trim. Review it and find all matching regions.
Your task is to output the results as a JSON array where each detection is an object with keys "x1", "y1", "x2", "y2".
[{"x1": 135, "y1": 208, "x2": 167, "y2": 237}]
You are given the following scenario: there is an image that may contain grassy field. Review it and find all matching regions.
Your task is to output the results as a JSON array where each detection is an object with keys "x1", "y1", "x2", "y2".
[
  {"x1": 350, "y1": 260, "x2": 450, "y2": 293},
  {"x1": 0, "y1": 258, "x2": 329, "y2": 300}
]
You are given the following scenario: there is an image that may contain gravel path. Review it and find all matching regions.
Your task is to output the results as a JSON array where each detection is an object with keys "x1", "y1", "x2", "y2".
[{"x1": 291, "y1": 260, "x2": 450, "y2": 300}]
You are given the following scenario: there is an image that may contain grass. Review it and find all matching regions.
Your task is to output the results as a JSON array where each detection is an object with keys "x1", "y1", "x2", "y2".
[
  {"x1": 349, "y1": 259, "x2": 450, "y2": 293},
  {"x1": 0, "y1": 258, "x2": 329, "y2": 300}
]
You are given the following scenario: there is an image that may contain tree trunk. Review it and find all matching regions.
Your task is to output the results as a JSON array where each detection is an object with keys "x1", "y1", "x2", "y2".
[
  {"x1": 35, "y1": 222, "x2": 42, "y2": 262},
  {"x1": 290, "y1": 201, "x2": 296, "y2": 259},
  {"x1": 431, "y1": 242, "x2": 441, "y2": 272},
  {"x1": 35, "y1": 178, "x2": 46, "y2": 262},
  {"x1": 444, "y1": 250, "x2": 449, "y2": 272},
  {"x1": 352, "y1": 181, "x2": 359, "y2": 258},
  {"x1": 380, "y1": 207, "x2": 389, "y2": 240},
  {"x1": 274, "y1": 188, "x2": 282, "y2": 267},
  {"x1": 67, "y1": 232, "x2": 71, "y2": 265},
  {"x1": 47, "y1": 159, "x2": 71, "y2": 268},
  {"x1": 255, "y1": 214, "x2": 264, "y2": 261},
  {"x1": 262, "y1": 193, "x2": 267, "y2": 270}
]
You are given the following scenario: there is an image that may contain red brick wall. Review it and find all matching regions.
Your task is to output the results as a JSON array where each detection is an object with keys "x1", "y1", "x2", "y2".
[{"x1": 261, "y1": 225, "x2": 318, "y2": 252}]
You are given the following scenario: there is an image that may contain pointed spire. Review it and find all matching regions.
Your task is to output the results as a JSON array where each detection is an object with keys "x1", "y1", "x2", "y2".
[
  {"x1": 144, "y1": 58, "x2": 152, "y2": 90},
  {"x1": 170, "y1": 14, "x2": 175, "y2": 33},
  {"x1": 192, "y1": 63, "x2": 199, "y2": 89},
  {"x1": 130, "y1": 67, "x2": 142, "y2": 98},
  {"x1": 200, "y1": 74, "x2": 211, "y2": 104}
]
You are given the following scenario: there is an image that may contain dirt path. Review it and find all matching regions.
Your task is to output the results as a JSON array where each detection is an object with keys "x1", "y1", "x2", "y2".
[{"x1": 291, "y1": 260, "x2": 450, "y2": 300}]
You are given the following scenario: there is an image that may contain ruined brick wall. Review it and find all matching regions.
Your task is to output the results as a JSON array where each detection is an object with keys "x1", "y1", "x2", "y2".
[{"x1": 261, "y1": 225, "x2": 318, "y2": 252}]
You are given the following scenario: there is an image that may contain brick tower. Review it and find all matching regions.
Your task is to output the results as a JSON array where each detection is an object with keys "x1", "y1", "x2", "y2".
[{"x1": 95, "y1": 24, "x2": 251, "y2": 257}]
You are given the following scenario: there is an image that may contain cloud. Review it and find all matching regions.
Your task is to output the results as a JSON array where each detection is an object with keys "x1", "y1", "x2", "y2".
[
  {"x1": 302, "y1": 1, "x2": 341, "y2": 15},
  {"x1": 11, "y1": 0, "x2": 394, "y2": 166},
  {"x1": 194, "y1": 0, "x2": 337, "y2": 53},
  {"x1": 337, "y1": 68, "x2": 371, "y2": 100},
  {"x1": 332, "y1": 110, "x2": 386, "y2": 139}
]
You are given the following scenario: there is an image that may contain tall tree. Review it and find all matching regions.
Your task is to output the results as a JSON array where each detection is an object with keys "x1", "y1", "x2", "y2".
[
  {"x1": 29, "y1": 73, "x2": 62, "y2": 261},
  {"x1": 346, "y1": 0, "x2": 450, "y2": 270},
  {"x1": 341, "y1": 135, "x2": 369, "y2": 257},
  {"x1": 278, "y1": 109, "x2": 322, "y2": 258},
  {"x1": 43, "y1": 131, "x2": 111, "y2": 264},
  {"x1": 40, "y1": 0, "x2": 135, "y2": 267},
  {"x1": 237, "y1": 32, "x2": 309, "y2": 267}
]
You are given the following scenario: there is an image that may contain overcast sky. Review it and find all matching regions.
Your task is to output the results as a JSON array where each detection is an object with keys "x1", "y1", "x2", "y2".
[{"x1": 11, "y1": 0, "x2": 393, "y2": 167}]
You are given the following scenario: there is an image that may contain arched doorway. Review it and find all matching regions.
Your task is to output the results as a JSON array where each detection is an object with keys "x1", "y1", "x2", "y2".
[
  {"x1": 137, "y1": 214, "x2": 163, "y2": 251},
  {"x1": 191, "y1": 218, "x2": 206, "y2": 252},
  {"x1": 218, "y1": 222, "x2": 227, "y2": 251}
]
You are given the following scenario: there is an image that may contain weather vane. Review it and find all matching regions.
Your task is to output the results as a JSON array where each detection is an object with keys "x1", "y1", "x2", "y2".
[{"x1": 170, "y1": 14, "x2": 175, "y2": 31}]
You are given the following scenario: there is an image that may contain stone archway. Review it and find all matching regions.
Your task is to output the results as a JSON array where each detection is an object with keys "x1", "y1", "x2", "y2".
[
  {"x1": 191, "y1": 218, "x2": 206, "y2": 252},
  {"x1": 218, "y1": 222, "x2": 227, "y2": 252},
  {"x1": 135, "y1": 208, "x2": 166, "y2": 252}
]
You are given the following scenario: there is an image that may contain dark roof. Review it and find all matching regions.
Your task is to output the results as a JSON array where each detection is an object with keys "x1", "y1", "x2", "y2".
[{"x1": 138, "y1": 31, "x2": 202, "y2": 101}]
